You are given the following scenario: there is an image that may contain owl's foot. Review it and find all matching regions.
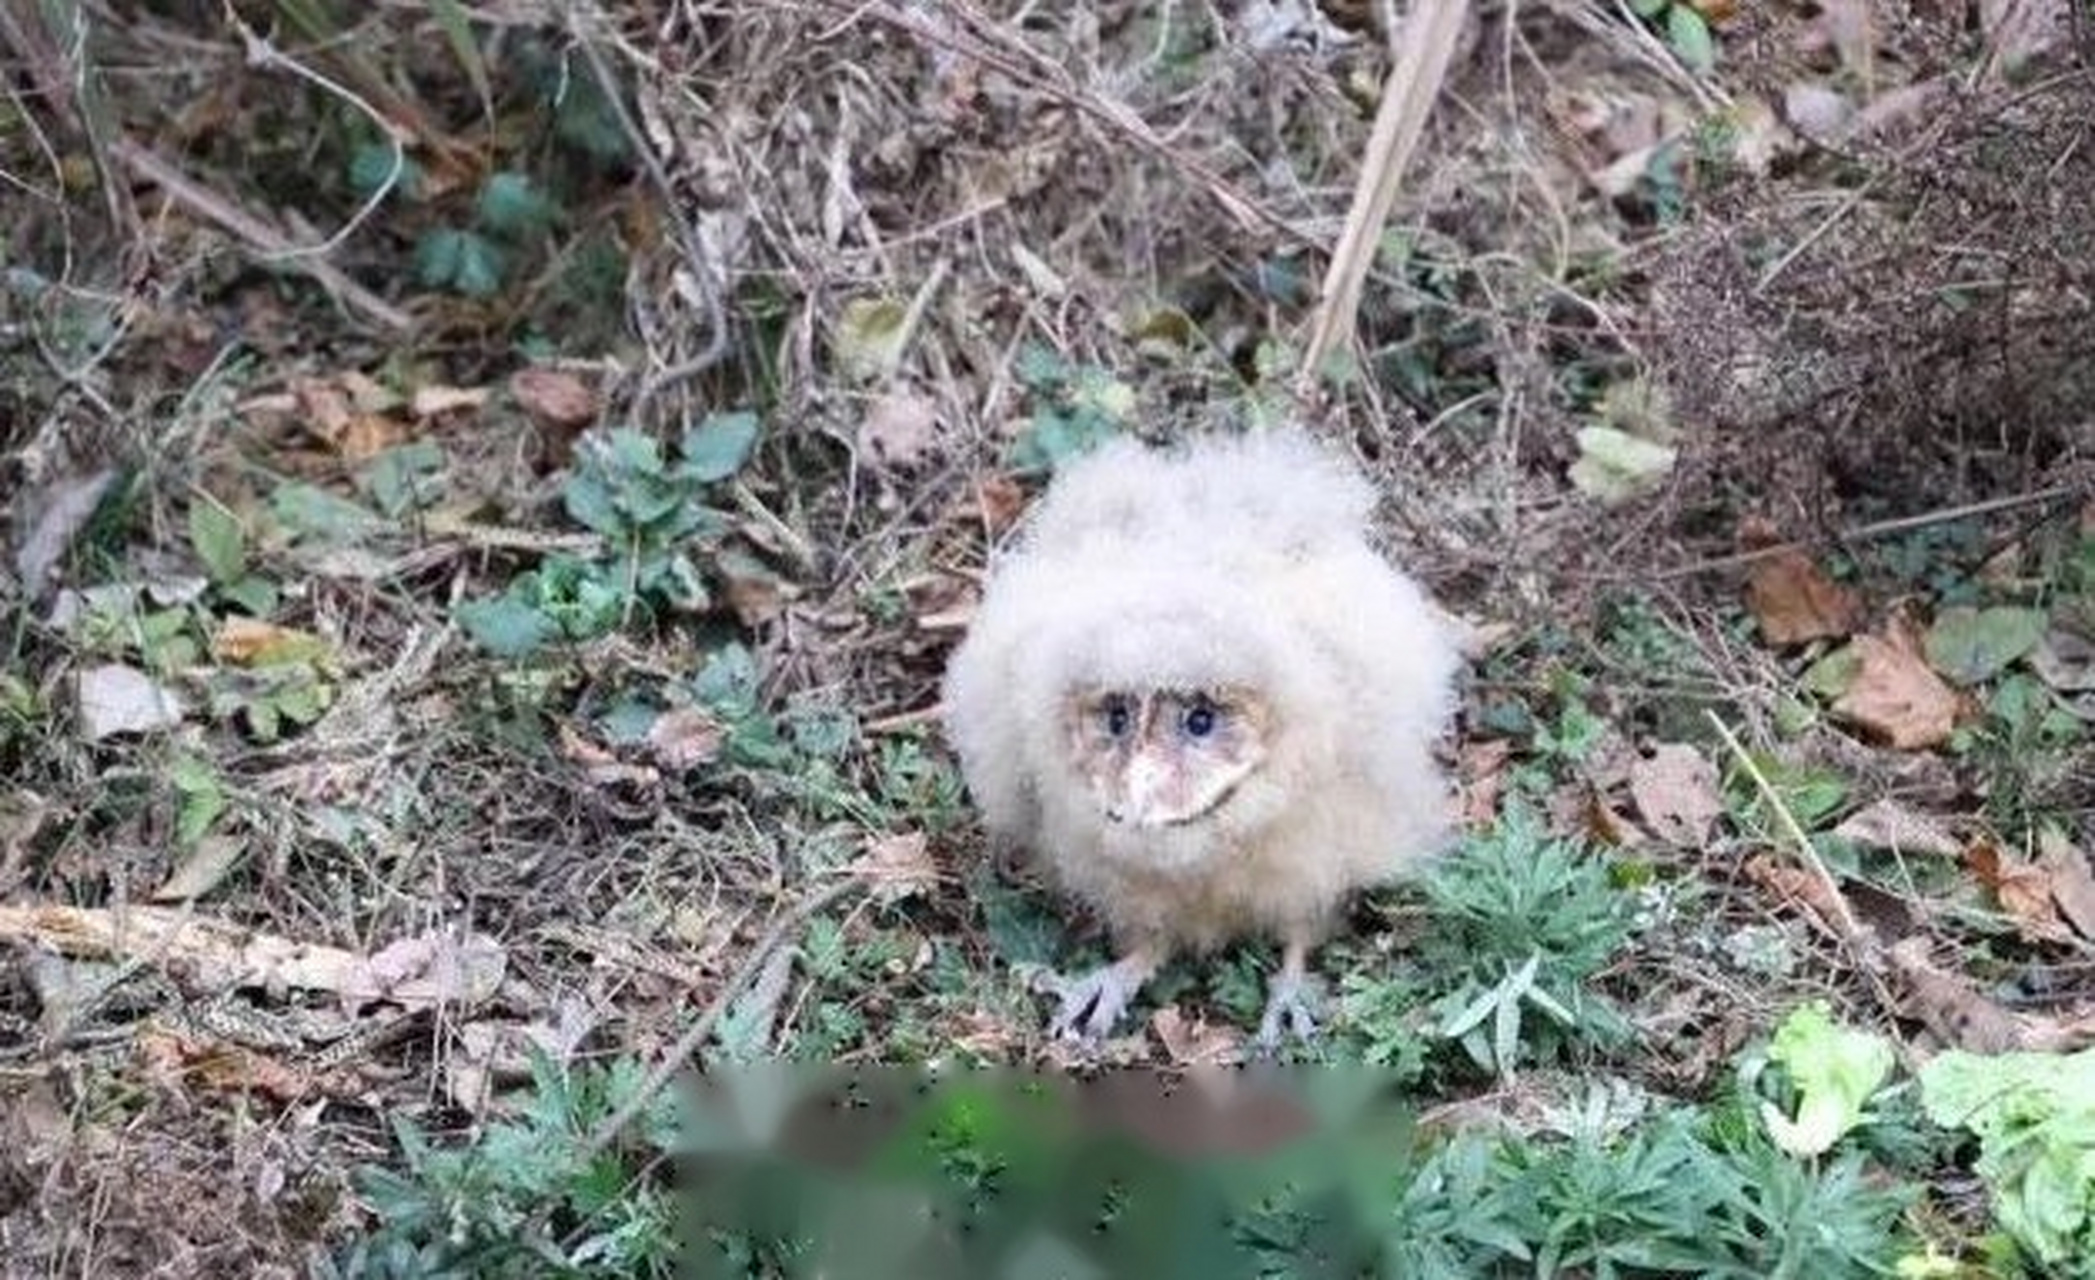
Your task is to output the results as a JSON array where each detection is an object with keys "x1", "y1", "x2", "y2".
[
  {"x1": 1037, "y1": 949, "x2": 1160, "y2": 1044},
  {"x1": 1255, "y1": 942, "x2": 1323, "y2": 1053}
]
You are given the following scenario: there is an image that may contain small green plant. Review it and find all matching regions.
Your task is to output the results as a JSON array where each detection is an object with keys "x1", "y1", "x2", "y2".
[
  {"x1": 457, "y1": 413, "x2": 760, "y2": 657},
  {"x1": 325, "y1": 1052, "x2": 683, "y2": 1279},
  {"x1": 413, "y1": 170, "x2": 563, "y2": 299},
  {"x1": 1920, "y1": 1046, "x2": 2095, "y2": 1272},
  {"x1": 188, "y1": 494, "x2": 278, "y2": 616},
  {"x1": 1419, "y1": 807, "x2": 1635, "y2": 1074},
  {"x1": 1006, "y1": 344, "x2": 1131, "y2": 475},
  {"x1": 1626, "y1": 0, "x2": 1717, "y2": 72}
]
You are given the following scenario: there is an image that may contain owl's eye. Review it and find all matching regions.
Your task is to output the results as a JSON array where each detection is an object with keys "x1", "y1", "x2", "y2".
[
  {"x1": 1182, "y1": 702, "x2": 1217, "y2": 739},
  {"x1": 1103, "y1": 698, "x2": 1132, "y2": 737}
]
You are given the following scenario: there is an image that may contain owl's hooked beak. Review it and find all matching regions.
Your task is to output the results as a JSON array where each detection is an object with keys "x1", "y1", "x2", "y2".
[{"x1": 1102, "y1": 746, "x2": 1253, "y2": 828}]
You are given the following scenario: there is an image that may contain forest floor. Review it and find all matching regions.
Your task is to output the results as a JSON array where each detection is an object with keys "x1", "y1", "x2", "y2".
[{"x1": 2, "y1": 2, "x2": 2093, "y2": 1276}]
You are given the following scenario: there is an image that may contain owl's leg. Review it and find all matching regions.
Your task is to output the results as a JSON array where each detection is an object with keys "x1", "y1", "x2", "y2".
[
  {"x1": 1255, "y1": 935, "x2": 1323, "y2": 1050},
  {"x1": 1041, "y1": 943, "x2": 1162, "y2": 1043}
]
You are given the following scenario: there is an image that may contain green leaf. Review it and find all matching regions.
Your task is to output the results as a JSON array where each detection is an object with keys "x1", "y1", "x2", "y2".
[
  {"x1": 269, "y1": 483, "x2": 383, "y2": 544},
  {"x1": 272, "y1": 680, "x2": 329, "y2": 726},
  {"x1": 1760, "y1": 1002, "x2": 1893, "y2": 1156},
  {"x1": 170, "y1": 754, "x2": 227, "y2": 846},
  {"x1": 605, "y1": 426, "x2": 667, "y2": 477},
  {"x1": 680, "y1": 411, "x2": 761, "y2": 483},
  {"x1": 1919, "y1": 1048, "x2": 2095, "y2": 1267},
  {"x1": 415, "y1": 227, "x2": 507, "y2": 298},
  {"x1": 561, "y1": 469, "x2": 624, "y2": 536},
  {"x1": 362, "y1": 442, "x2": 447, "y2": 518},
  {"x1": 476, "y1": 171, "x2": 558, "y2": 238},
  {"x1": 1667, "y1": 6, "x2": 1716, "y2": 72},
  {"x1": 1568, "y1": 426, "x2": 1677, "y2": 506},
  {"x1": 188, "y1": 498, "x2": 247, "y2": 584},
  {"x1": 1922, "y1": 606, "x2": 2047, "y2": 686},
  {"x1": 220, "y1": 576, "x2": 279, "y2": 618},
  {"x1": 457, "y1": 596, "x2": 560, "y2": 658},
  {"x1": 347, "y1": 141, "x2": 419, "y2": 200},
  {"x1": 832, "y1": 296, "x2": 910, "y2": 382},
  {"x1": 1008, "y1": 410, "x2": 1119, "y2": 476}
]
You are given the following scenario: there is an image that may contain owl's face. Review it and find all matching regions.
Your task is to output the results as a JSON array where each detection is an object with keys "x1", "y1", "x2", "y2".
[{"x1": 1064, "y1": 685, "x2": 1273, "y2": 828}]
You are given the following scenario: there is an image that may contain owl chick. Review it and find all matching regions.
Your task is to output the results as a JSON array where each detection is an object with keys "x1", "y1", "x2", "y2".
[{"x1": 941, "y1": 428, "x2": 1462, "y2": 1047}]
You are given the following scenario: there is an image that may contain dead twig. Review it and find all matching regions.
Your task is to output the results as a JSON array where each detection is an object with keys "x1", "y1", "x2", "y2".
[
  {"x1": 1632, "y1": 484, "x2": 2081, "y2": 582},
  {"x1": 1298, "y1": 0, "x2": 1471, "y2": 398},
  {"x1": 108, "y1": 137, "x2": 412, "y2": 332}
]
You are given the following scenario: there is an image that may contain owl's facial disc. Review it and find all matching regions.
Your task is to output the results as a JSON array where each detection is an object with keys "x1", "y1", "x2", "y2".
[{"x1": 1066, "y1": 687, "x2": 1270, "y2": 828}]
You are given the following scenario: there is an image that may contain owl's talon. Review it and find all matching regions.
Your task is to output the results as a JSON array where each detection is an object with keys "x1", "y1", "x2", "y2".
[
  {"x1": 1036, "y1": 953, "x2": 1155, "y2": 1044},
  {"x1": 1255, "y1": 969, "x2": 1323, "y2": 1053}
]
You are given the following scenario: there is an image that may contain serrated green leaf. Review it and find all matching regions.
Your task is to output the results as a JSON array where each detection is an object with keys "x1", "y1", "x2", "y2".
[
  {"x1": 457, "y1": 596, "x2": 560, "y2": 658},
  {"x1": 188, "y1": 499, "x2": 247, "y2": 584},
  {"x1": 1923, "y1": 605, "x2": 2047, "y2": 686},
  {"x1": 562, "y1": 470, "x2": 624, "y2": 536},
  {"x1": 680, "y1": 411, "x2": 761, "y2": 483},
  {"x1": 604, "y1": 427, "x2": 666, "y2": 477}
]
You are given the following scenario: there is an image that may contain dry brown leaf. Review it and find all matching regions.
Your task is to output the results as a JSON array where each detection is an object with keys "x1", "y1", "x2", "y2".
[
  {"x1": 341, "y1": 930, "x2": 507, "y2": 1014},
  {"x1": 1151, "y1": 1004, "x2": 1241, "y2": 1067},
  {"x1": 1966, "y1": 838, "x2": 2072, "y2": 944},
  {"x1": 337, "y1": 369, "x2": 397, "y2": 413},
  {"x1": 1886, "y1": 936, "x2": 2043, "y2": 1053},
  {"x1": 1581, "y1": 788, "x2": 1644, "y2": 848},
  {"x1": 139, "y1": 1027, "x2": 317, "y2": 1101},
  {"x1": 972, "y1": 473, "x2": 1027, "y2": 534},
  {"x1": 1458, "y1": 738, "x2": 1512, "y2": 829},
  {"x1": 859, "y1": 389, "x2": 940, "y2": 470},
  {"x1": 1744, "y1": 853, "x2": 1847, "y2": 930},
  {"x1": 2037, "y1": 829, "x2": 2095, "y2": 941},
  {"x1": 849, "y1": 833, "x2": 939, "y2": 904},
  {"x1": 293, "y1": 376, "x2": 354, "y2": 439},
  {"x1": 555, "y1": 722, "x2": 613, "y2": 766},
  {"x1": 1627, "y1": 743, "x2": 1722, "y2": 847},
  {"x1": 948, "y1": 1009, "x2": 1020, "y2": 1059},
  {"x1": 337, "y1": 412, "x2": 409, "y2": 461},
  {"x1": 646, "y1": 707, "x2": 725, "y2": 771},
  {"x1": 211, "y1": 616, "x2": 323, "y2": 665},
  {"x1": 717, "y1": 550, "x2": 800, "y2": 627},
  {"x1": 150, "y1": 835, "x2": 248, "y2": 903},
  {"x1": 1830, "y1": 798, "x2": 1961, "y2": 859},
  {"x1": 1832, "y1": 622, "x2": 1961, "y2": 748},
  {"x1": 510, "y1": 367, "x2": 598, "y2": 429},
  {"x1": 1746, "y1": 548, "x2": 1862, "y2": 645}
]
